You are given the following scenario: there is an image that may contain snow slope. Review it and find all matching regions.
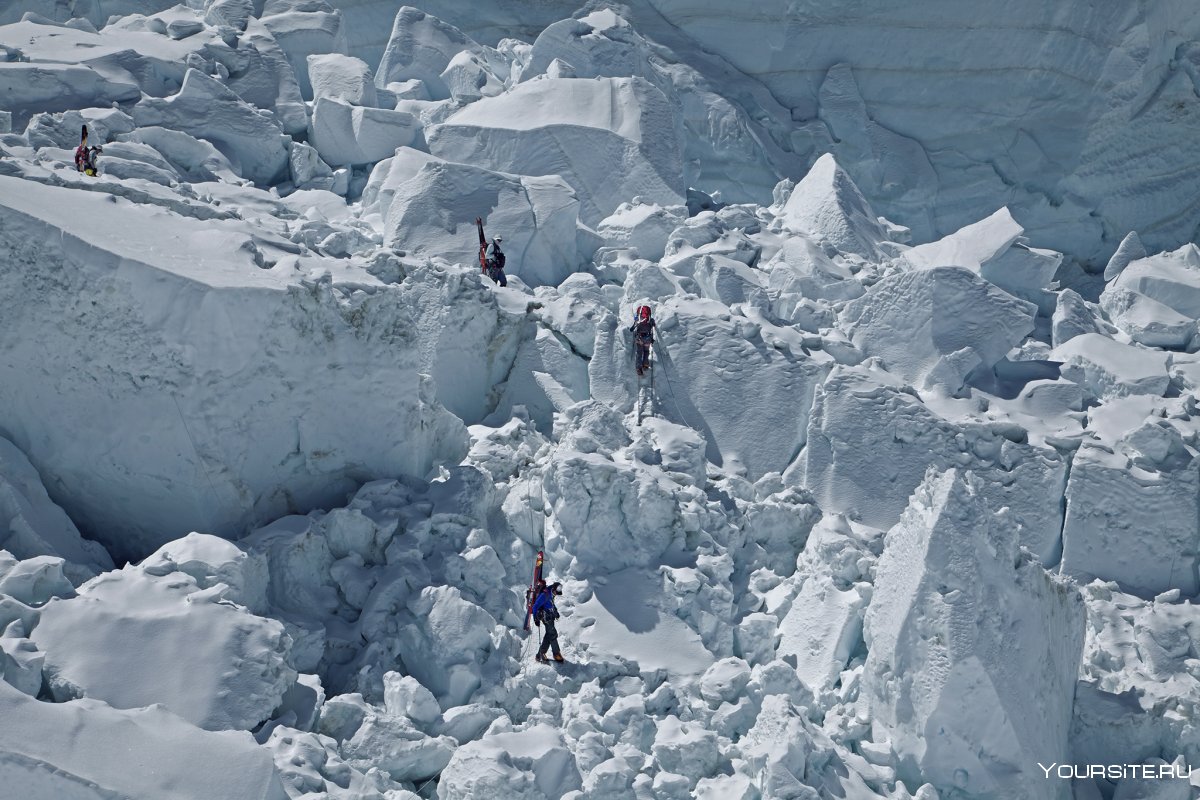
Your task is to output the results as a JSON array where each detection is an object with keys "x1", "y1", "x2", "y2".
[
  {"x1": 0, "y1": 680, "x2": 289, "y2": 800},
  {"x1": 1, "y1": 3, "x2": 1198, "y2": 800}
]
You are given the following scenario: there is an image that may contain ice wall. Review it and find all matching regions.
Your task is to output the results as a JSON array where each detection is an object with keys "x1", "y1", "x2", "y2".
[
  {"x1": 863, "y1": 469, "x2": 1085, "y2": 800},
  {"x1": 640, "y1": 0, "x2": 1200, "y2": 260},
  {"x1": 801, "y1": 367, "x2": 1068, "y2": 562},
  {"x1": 332, "y1": 0, "x2": 1200, "y2": 262},
  {"x1": 0, "y1": 177, "x2": 469, "y2": 561}
]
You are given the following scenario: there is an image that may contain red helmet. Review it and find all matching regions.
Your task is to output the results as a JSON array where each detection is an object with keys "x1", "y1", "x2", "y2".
[{"x1": 637, "y1": 305, "x2": 651, "y2": 321}]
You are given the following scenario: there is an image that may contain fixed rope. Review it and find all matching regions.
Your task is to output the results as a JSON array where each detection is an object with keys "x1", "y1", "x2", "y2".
[{"x1": 652, "y1": 341, "x2": 695, "y2": 430}]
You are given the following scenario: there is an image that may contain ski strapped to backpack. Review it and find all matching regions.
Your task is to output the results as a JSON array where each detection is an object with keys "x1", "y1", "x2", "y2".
[
  {"x1": 476, "y1": 220, "x2": 488, "y2": 273},
  {"x1": 75, "y1": 124, "x2": 101, "y2": 176},
  {"x1": 522, "y1": 549, "x2": 544, "y2": 631}
]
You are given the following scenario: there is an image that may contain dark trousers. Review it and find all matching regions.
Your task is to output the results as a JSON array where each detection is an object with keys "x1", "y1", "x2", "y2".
[
  {"x1": 635, "y1": 341, "x2": 651, "y2": 372},
  {"x1": 486, "y1": 266, "x2": 507, "y2": 287},
  {"x1": 537, "y1": 617, "x2": 561, "y2": 658}
]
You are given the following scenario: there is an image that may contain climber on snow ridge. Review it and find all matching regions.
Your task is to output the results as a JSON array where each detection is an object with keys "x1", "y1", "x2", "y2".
[
  {"x1": 631, "y1": 305, "x2": 656, "y2": 376},
  {"x1": 75, "y1": 124, "x2": 101, "y2": 177},
  {"x1": 532, "y1": 581, "x2": 564, "y2": 663},
  {"x1": 475, "y1": 216, "x2": 507, "y2": 287}
]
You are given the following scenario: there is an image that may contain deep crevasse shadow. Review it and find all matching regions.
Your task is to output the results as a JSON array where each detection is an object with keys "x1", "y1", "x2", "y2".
[{"x1": 591, "y1": 568, "x2": 661, "y2": 634}]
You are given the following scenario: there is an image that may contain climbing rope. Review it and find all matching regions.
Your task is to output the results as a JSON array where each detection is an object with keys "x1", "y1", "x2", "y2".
[
  {"x1": 652, "y1": 341, "x2": 697, "y2": 431},
  {"x1": 413, "y1": 769, "x2": 445, "y2": 798}
]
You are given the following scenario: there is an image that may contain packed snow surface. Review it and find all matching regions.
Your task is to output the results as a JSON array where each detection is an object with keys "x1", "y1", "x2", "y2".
[{"x1": 1, "y1": 2, "x2": 1198, "y2": 800}]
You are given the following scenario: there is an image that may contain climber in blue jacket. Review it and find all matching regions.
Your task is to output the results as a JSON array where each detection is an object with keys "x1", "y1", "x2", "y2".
[{"x1": 531, "y1": 582, "x2": 564, "y2": 663}]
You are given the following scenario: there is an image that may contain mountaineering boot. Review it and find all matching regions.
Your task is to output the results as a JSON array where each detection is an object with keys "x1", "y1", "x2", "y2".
[
  {"x1": 535, "y1": 654, "x2": 550, "y2": 664},
  {"x1": 553, "y1": 654, "x2": 565, "y2": 663}
]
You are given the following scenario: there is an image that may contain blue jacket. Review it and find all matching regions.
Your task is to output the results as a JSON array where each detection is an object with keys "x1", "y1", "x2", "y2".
[{"x1": 531, "y1": 589, "x2": 558, "y2": 621}]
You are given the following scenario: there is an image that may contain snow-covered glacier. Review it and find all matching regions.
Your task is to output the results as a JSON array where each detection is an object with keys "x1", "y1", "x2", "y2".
[
  {"x1": 1, "y1": 1, "x2": 1199, "y2": 799},
  {"x1": 324, "y1": 0, "x2": 1200, "y2": 263}
]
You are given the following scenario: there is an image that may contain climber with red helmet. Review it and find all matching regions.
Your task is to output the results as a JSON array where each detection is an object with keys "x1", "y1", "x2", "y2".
[
  {"x1": 475, "y1": 217, "x2": 507, "y2": 287},
  {"x1": 630, "y1": 305, "x2": 655, "y2": 376}
]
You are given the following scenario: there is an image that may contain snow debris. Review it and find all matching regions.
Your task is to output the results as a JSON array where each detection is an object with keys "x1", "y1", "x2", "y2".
[
  {"x1": 1052, "y1": 333, "x2": 1171, "y2": 400},
  {"x1": 259, "y1": 3, "x2": 345, "y2": 104},
  {"x1": 0, "y1": 553, "x2": 74, "y2": 607},
  {"x1": 308, "y1": 53, "x2": 378, "y2": 108},
  {"x1": 1108, "y1": 245, "x2": 1200, "y2": 318},
  {"x1": 1, "y1": 3, "x2": 1198, "y2": 798},
  {"x1": 438, "y1": 724, "x2": 581, "y2": 800},
  {"x1": 1100, "y1": 287, "x2": 1196, "y2": 350},
  {"x1": 802, "y1": 367, "x2": 1068, "y2": 561},
  {"x1": 0, "y1": 175, "x2": 468, "y2": 559},
  {"x1": 596, "y1": 200, "x2": 687, "y2": 262},
  {"x1": 337, "y1": 700, "x2": 456, "y2": 782},
  {"x1": 440, "y1": 50, "x2": 505, "y2": 104},
  {"x1": 133, "y1": 68, "x2": 290, "y2": 185},
  {"x1": 1061, "y1": 441, "x2": 1200, "y2": 598},
  {"x1": 1075, "y1": 582, "x2": 1200, "y2": 785},
  {"x1": 1103, "y1": 231, "x2": 1148, "y2": 282},
  {"x1": 31, "y1": 563, "x2": 296, "y2": 731},
  {"x1": 1052, "y1": 288, "x2": 1112, "y2": 348},
  {"x1": 375, "y1": 6, "x2": 501, "y2": 102},
  {"x1": 902, "y1": 206, "x2": 1023, "y2": 273},
  {"x1": 140, "y1": 531, "x2": 270, "y2": 613},
  {"x1": 779, "y1": 153, "x2": 890, "y2": 260},
  {"x1": 0, "y1": 63, "x2": 140, "y2": 127},
  {"x1": 0, "y1": 679, "x2": 289, "y2": 800},
  {"x1": 841, "y1": 265, "x2": 1037, "y2": 393}
]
